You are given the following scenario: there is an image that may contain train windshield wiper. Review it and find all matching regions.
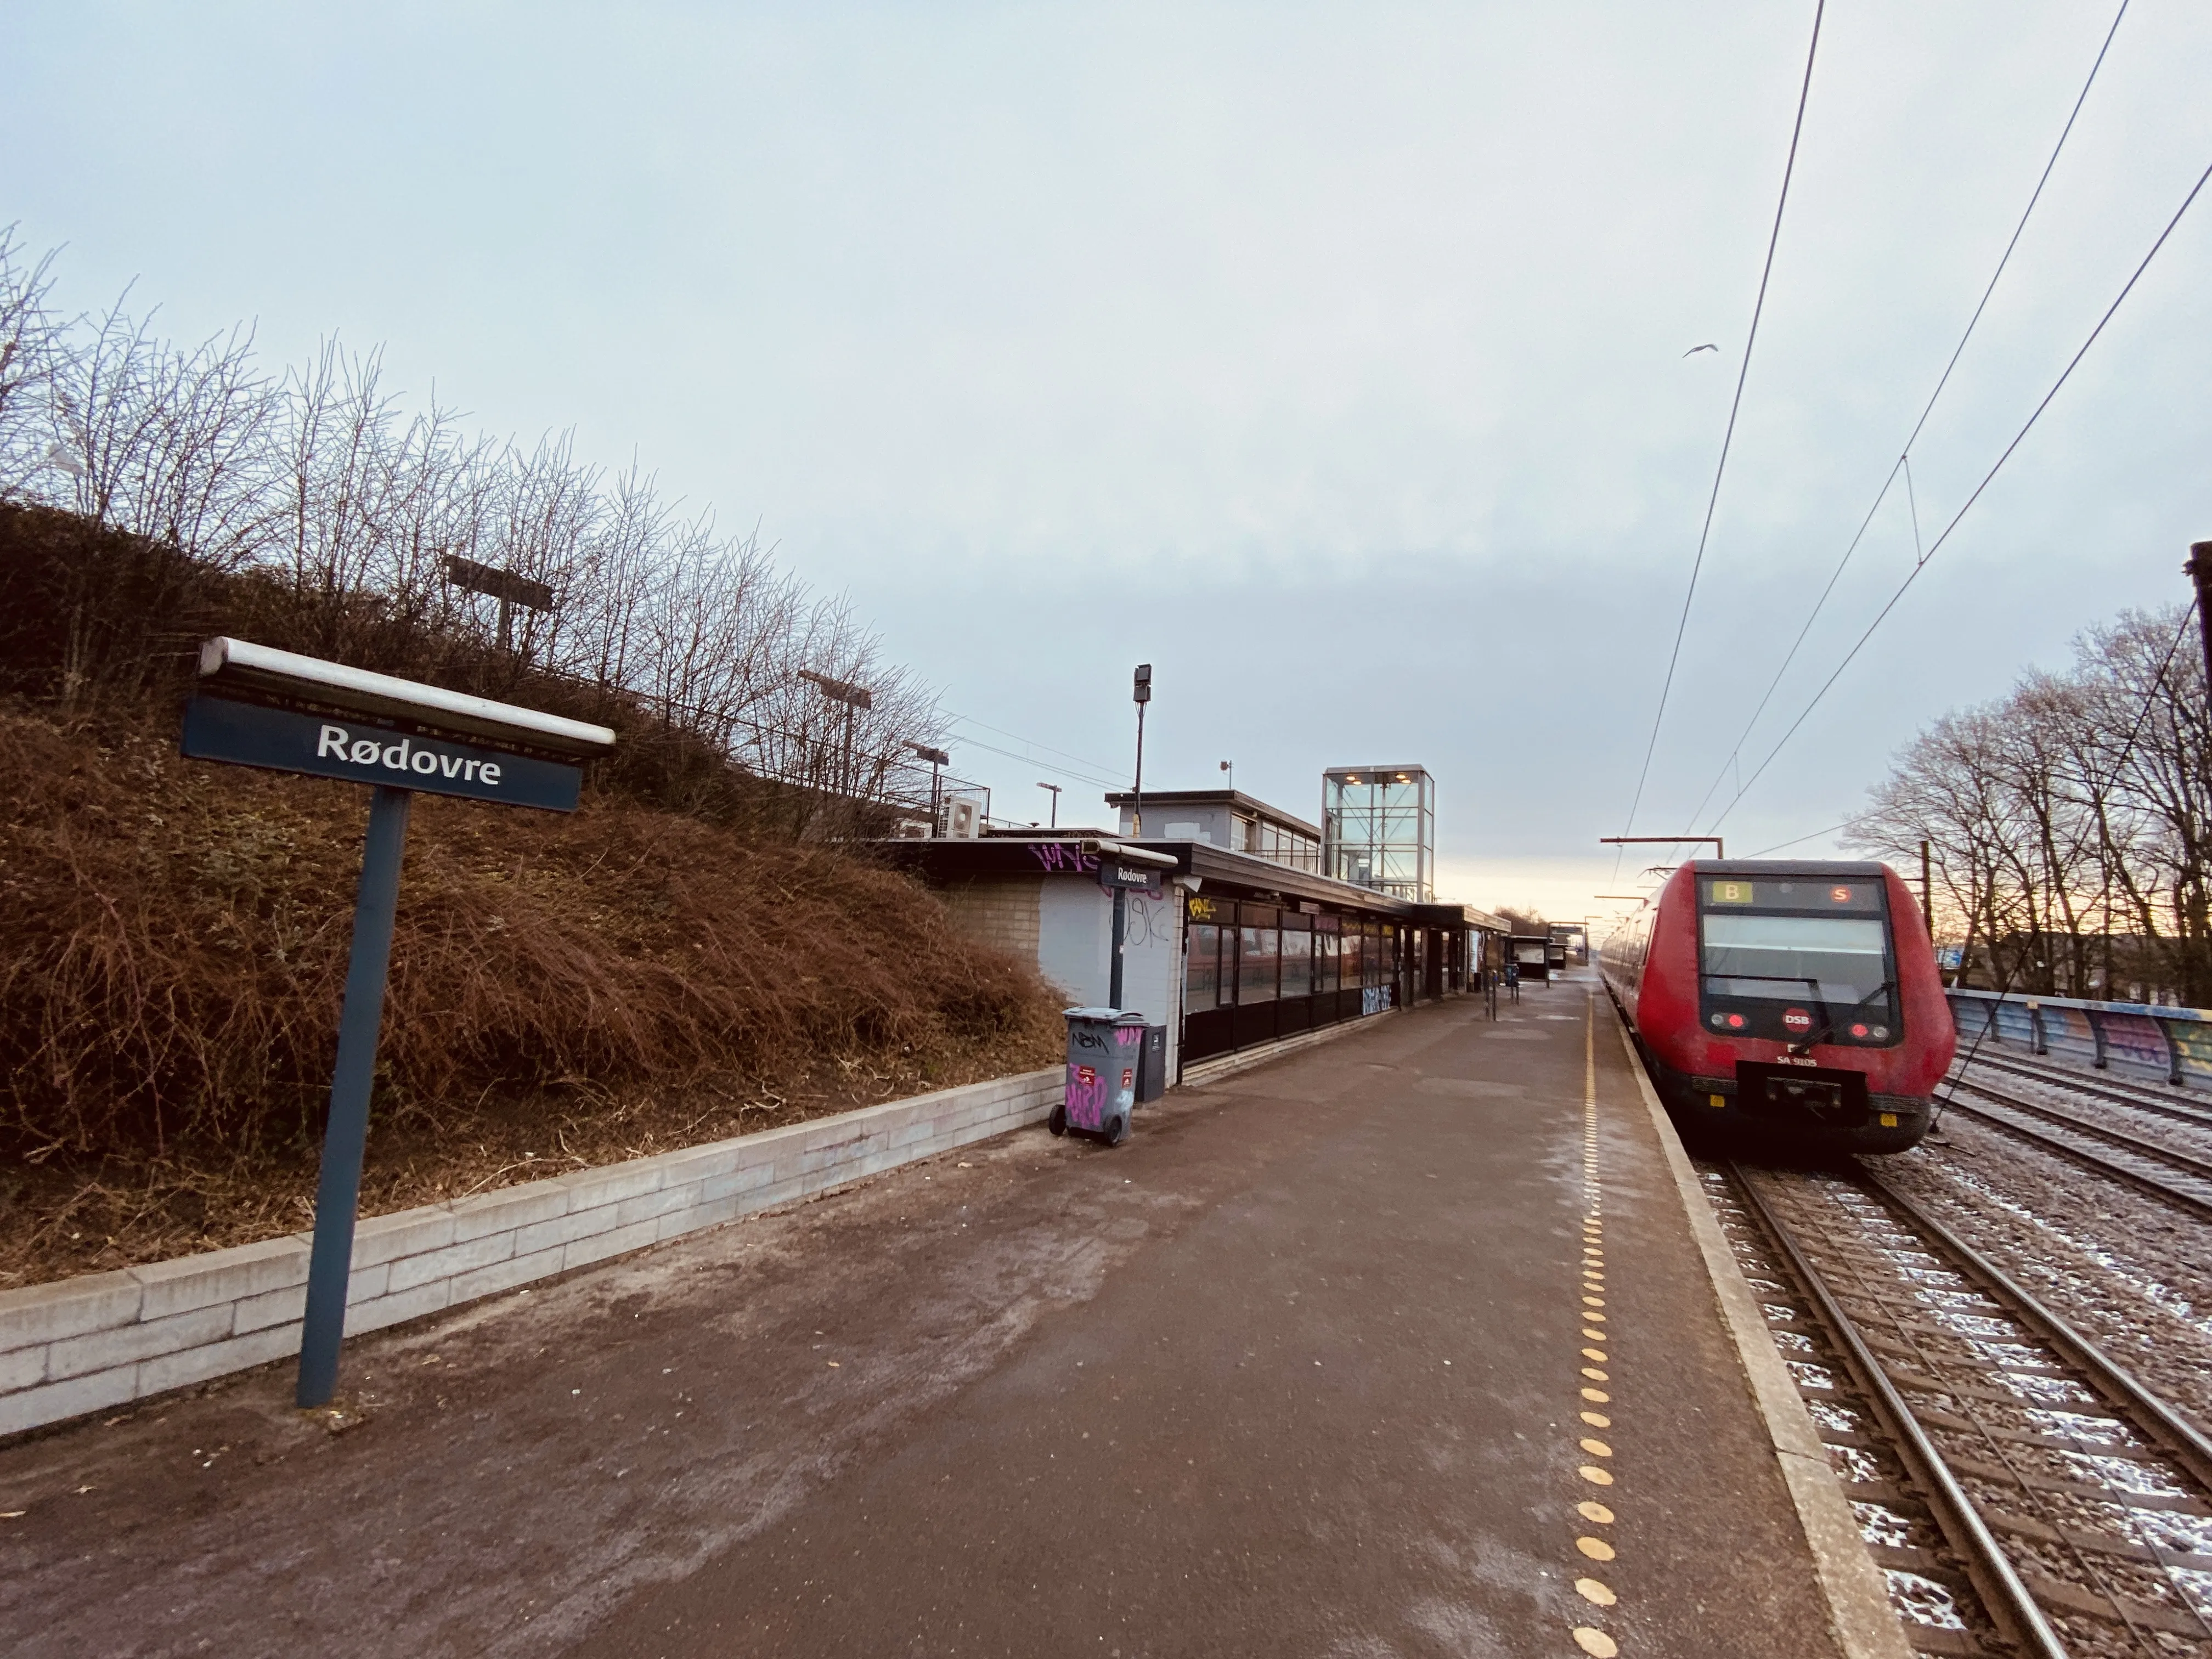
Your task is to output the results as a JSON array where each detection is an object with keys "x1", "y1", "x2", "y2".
[{"x1": 1791, "y1": 981, "x2": 1897, "y2": 1058}]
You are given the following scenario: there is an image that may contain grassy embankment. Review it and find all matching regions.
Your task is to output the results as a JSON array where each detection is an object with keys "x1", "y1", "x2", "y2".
[{"x1": 0, "y1": 506, "x2": 1062, "y2": 1289}]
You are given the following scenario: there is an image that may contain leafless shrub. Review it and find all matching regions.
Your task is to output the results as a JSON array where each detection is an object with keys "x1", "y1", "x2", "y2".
[
  {"x1": 0, "y1": 224, "x2": 65, "y2": 498},
  {"x1": 0, "y1": 234, "x2": 955, "y2": 826},
  {"x1": 0, "y1": 706, "x2": 1059, "y2": 1160}
]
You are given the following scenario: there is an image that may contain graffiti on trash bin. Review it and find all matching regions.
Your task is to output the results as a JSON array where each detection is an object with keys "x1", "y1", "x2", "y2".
[{"x1": 1065, "y1": 1063, "x2": 1108, "y2": 1130}]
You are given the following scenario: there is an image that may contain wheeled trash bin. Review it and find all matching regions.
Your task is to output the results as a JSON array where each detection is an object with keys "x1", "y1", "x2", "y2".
[{"x1": 1051, "y1": 1007, "x2": 1147, "y2": 1145}]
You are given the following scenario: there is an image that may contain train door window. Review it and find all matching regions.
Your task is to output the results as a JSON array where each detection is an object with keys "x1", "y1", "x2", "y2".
[{"x1": 1698, "y1": 876, "x2": 1899, "y2": 1045}]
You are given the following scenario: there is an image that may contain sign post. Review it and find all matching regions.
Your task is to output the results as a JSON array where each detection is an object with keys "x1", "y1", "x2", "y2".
[
  {"x1": 296, "y1": 783, "x2": 411, "y2": 1407},
  {"x1": 178, "y1": 637, "x2": 614, "y2": 1408},
  {"x1": 1096, "y1": 848, "x2": 1169, "y2": 1012}
]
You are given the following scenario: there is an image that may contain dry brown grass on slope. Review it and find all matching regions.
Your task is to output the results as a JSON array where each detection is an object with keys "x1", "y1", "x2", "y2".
[{"x1": 0, "y1": 706, "x2": 1063, "y2": 1288}]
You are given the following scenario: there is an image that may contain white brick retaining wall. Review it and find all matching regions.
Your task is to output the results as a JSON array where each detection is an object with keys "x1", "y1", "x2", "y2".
[{"x1": 0, "y1": 1068, "x2": 1061, "y2": 1438}]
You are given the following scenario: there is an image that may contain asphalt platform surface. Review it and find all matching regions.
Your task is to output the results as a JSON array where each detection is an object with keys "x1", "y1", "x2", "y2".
[{"x1": 0, "y1": 975, "x2": 1847, "y2": 1657}]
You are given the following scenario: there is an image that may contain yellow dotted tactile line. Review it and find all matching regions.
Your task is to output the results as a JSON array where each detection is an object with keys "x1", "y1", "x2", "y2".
[{"x1": 1570, "y1": 995, "x2": 1621, "y2": 1658}]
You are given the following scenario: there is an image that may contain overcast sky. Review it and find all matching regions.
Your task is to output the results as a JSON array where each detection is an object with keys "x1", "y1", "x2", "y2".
[{"x1": 9, "y1": 2, "x2": 2209, "y2": 927}]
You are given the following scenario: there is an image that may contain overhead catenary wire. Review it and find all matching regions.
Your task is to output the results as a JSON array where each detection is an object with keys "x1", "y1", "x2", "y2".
[
  {"x1": 1706, "y1": 153, "x2": 2212, "y2": 833},
  {"x1": 1679, "y1": 0, "x2": 2134, "y2": 837},
  {"x1": 1737, "y1": 601, "x2": 2196, "y2": 1018},
  {"x1": 943, "y1": 732, "x2": 1127, "y2": 794},
  {"x1": 1616, "y1": 0, "x2": 1827, "y2": 870},
  {"x1": 945, "y1": 710, "x2": 1125, "y2": 781},
  {"x1": 1743, "y1": 819, "x2": 1854, "y2": 859}
]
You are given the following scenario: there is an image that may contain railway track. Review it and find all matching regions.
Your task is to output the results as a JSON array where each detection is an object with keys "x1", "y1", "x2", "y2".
[
  {"x1": 1960, "y1": 1051, "x2": 2212, "y2": 1136},
  {"x1": 1937, "y1": 1077, "x2": 2212, "y2": 1222},
  {"x1": 1711, "y1": 1160, "x2": 2212, "y2": 1657}
]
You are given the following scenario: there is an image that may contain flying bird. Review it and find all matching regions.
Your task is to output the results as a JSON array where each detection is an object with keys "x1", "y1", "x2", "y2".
[{"x1": 1683, "y1": 343, "x2": 1719, "y2": 356}]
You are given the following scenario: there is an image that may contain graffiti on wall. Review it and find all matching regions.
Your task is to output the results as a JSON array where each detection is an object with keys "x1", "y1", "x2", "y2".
[{"x1": 1028, "y1": 843, "x2": 1102, "y2": 874}]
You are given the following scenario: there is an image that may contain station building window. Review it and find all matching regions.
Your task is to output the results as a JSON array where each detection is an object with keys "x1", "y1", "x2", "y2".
[
  {"x1": 1181, "y1": 896, "x2": 1414, "y2": 1069},
  {"x1": 1187, "y1": 921, "x2": 1223, "y2": 1009},
  {"x1": 1281, "y1": 915, "x2": 1313, "y2": 999},
  {"x1": 1238, "y1": 911, "x2": 1279, "y2": 1005}
]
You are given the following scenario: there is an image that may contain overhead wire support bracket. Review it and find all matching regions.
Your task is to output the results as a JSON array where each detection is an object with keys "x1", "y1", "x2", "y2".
[{"x1": 1600, "y1": 835, "x2": 1724, "y2": 859}]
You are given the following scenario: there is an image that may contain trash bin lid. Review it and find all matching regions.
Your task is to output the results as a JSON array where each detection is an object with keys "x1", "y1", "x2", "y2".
[{"x1": 1062, "y1": 1006, "x2": 1148, "y2": 1024}]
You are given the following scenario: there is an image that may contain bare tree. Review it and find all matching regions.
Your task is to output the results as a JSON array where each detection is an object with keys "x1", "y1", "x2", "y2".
[
  {"x1": 0, "y1": 226, "x2": 66, "y2": 499},
  {"x1": 45, "y1": 294, "x2": 277, "y2": 568},
  {"x1": 2, "y1": 233, "x2": 953, "y2": 834},
  {"x1": 1849, "y1": 604, "x2": 2212, "y2": 1003}
]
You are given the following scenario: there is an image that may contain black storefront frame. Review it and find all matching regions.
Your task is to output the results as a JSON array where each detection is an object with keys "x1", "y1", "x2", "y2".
[{"x1": 1182, "y1": 896, "x2": 1410, "y2": 1069}]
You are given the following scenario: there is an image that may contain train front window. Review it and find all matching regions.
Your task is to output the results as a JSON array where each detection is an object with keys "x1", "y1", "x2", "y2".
[{"x1": 1698, "y1": 878, "x2": 1899, "y2": 1045}]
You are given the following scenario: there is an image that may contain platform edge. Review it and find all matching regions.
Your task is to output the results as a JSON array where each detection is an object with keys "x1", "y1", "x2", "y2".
[{"x1": 1608, "y1": 1007, "x2": 1911, "y2": 1659}]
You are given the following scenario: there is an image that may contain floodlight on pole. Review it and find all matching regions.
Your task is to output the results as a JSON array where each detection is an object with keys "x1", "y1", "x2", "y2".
[
  {"x1": 1131, "y1": 664, "x2": 1152, "y2": 836},
  {"x1": 1037, "y1": 781, "x2": 1062, "y2": 828},
  {"x1": 909, "y1": 741, "x2": 951, "y2": 832},
  {"x1": 443, "y1": 555, "x2": 557, "y2": 654},
  {"x1": 800, "y1": 670, "x2": 874, "y2": 814}
]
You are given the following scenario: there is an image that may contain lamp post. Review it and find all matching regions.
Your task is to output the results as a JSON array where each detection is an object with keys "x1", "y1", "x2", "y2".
[
  {"x1": 443, "y1": 555, "x2": 556, "y2": 656},
  {"x1": 800, "y1": 670, "x2": 874, "y2": 833},
  {"x1": 1131, "y1": 663, "x2": 1152, "y2": 836},
  {"x1": 1219, "y1": 758, "x2": 1232, "y2": 792},
  {"x1": 909, "y1": 742, "x2": 951, "y2": 834},
  {"x1": 1037, "y1": 781, "x2": 1062, "y2": 828},
  {"x1": 2187, "y1": 541, "x2": 2212, "y2": 715}
]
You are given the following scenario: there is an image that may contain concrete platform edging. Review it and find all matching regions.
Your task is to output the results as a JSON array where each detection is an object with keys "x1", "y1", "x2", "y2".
[
  {"x1": 0, "y1": 1068, "x2": 1062, "y2": 1438},
  {"x1": 1609, "y1": 1011, "x2": 1911, "y2": 1659}
]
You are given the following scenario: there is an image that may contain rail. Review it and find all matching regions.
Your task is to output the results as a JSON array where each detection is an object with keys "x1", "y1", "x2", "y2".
[
  {"x1": 1944, "y1": 1077, "x2": 2212, "y2": 1188},
  {"x1": 1958, "y1": 1051, "x2": 2212, "y2": 1133},
  {"x1": 1935, "y1": 1085, "x2": 2212, "y2": 1223},
  {"x1": 1724, "y1": 1163, "x2": 2212, "y2": 1655}
]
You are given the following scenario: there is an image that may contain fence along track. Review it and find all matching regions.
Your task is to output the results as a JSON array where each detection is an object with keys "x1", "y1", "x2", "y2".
[
  {"x1": 1938, "y1": 1082, "x2": 2212, "y2": 1223},
  {"x1": 1720, "y1": 1161, "x2": 2212, "y2": 1657}
]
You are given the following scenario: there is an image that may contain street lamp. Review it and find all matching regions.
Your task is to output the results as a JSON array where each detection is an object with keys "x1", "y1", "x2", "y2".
[
  {"x1": 1219, "y1": 758, "x2": 1232, "y2": 791},
  {"x1": 443, "y1": 555, "x2": 557, "y2": 655},
  {"x1": 799, "y1": 669, "x2": 874, "y2": 826},
  {"x1": 1037, "y1": 781, "x2": 1062, "y2": 829},
  {"x1": 1131, "y1": 663, "x2": 1152, "y2": 836},
  {"x1": 909, "y1": 742, "x2": 951, "y2": 834}
]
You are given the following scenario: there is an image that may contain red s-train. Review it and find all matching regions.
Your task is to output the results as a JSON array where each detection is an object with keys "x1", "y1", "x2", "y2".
[{"x1": 1598, "y1": 860, "x2": 1955, "y2": 1153}]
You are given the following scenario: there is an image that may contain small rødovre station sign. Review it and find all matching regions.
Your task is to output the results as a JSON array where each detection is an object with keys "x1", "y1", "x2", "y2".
[{"x1": 182, "y1": 637, "x2": 616, "y2": 1407}]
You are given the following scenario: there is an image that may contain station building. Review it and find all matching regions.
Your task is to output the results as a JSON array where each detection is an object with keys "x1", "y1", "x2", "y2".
[{"x1": 879, "y1": 777, "x2": 1504, "y2": 1086}]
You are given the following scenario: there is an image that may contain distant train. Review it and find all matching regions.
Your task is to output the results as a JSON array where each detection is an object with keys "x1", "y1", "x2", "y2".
[{"x1": 1599, "y1": 860, "x2": 1954, "y2": 1154}]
